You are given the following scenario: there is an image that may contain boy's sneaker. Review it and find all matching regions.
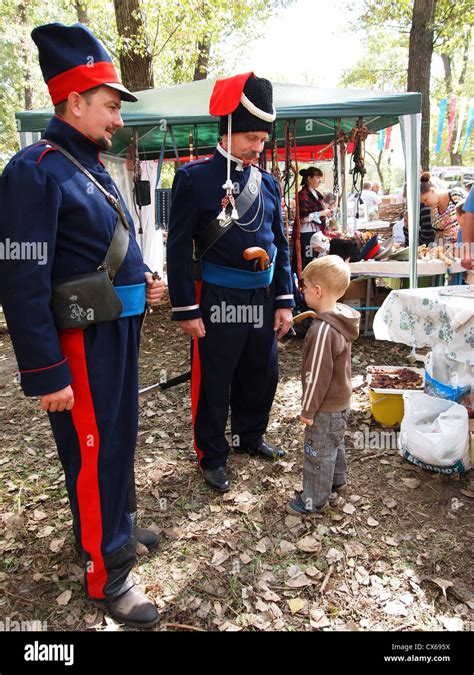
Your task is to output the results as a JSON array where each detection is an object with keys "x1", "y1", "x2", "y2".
[
  {"x1": 329, "y1": 492, "x2": 344, "y2": 507},
  {"x1": 286, "y1": 496, "x2": 329, "y2": 517},
  {"x1": 332, "y1": 483, "x2": 347, "y2": 495},
  {"x1": 329, "y1": 484, "x2": 347, "y2": 506}
]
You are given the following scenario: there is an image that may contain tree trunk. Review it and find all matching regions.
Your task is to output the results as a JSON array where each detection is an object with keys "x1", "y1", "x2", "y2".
[
  {"x1": 367, "y1": 150, "x2": 385, "y2": 191},
  {"x1": 18, "y1": 1, "x2": 34, "y2": 110},
  {"x1": 74, "y1": 0, "x2": 90, "y2": 25},
  {"x1": 173, "y1": 56, "x2": 183, "y2": 82},
  {"x1": 452, "y1": 37, "x2": 471, "y2": 165},
  {"x1": 407, "y1": 0, "x2": 438, "y2": 170},
  {"x1": 193, "y1": 38, "x2": 210, "y2": 81},
  {"x1": 441, "y1": 53, "x2": 463, "y2": 165},
  {"x1": 441, "y1": 53, "x2": 452, "y2": 95},
  {"x1": 113, "y1": 0, "x2": 154, "y2": 91},
  {"x1": 459, "y1": 35, "x2": 470, "y2": 86}
]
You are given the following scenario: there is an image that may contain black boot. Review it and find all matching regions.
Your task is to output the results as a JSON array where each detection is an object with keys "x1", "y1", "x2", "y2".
[
  {"x1": 91, "y1": 545, "x2": 158, "y2": 628},
  {"x1": 130, "y1": 512, "x2": 160, "y2": 552},
  {"x1": 96, "y1": 575, "x2": 159, "y2": 628},
  {"x1": 235, "y1": 441, "x2": 286, "y2": 460},
  {"x1": 136, "y1": 527, "x2": 160, "y2": 551},
  {"x1": 76, "y1": 519, "x2": 160, "y2": 561},
  {"x1": 202, "y1": 466, "x2": 230, "y2": 492}
]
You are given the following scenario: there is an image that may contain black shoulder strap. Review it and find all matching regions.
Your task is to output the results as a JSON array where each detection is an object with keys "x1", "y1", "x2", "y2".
[
  {"x1": 41, "y1": 139, "x2": 130, "y2": 281},
  {"x1": 42, "y1": 139, "x2": 128, "y2": 227},
  {"x1": 194, "y1": 214, "x2": 235, "y2": 259}
]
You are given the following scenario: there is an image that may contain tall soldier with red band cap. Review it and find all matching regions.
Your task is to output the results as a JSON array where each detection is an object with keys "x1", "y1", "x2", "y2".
[
  {"x1": 0, "y1": 23, "x2": 166, "y2": 627},
  {"x1": 31, "y1": 22, "x2": 138, "y2": 105},
  {"x1": 167, "y1": 73, "x2": 295, "y2": 493}
]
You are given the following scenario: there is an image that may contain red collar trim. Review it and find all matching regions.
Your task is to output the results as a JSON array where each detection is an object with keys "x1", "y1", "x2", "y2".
[{"x1": 53, "y1": 115, "x2": 102, "y2": 163}]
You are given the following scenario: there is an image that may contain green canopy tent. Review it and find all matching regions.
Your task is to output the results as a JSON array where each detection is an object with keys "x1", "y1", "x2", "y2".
[{"x1": 16, "y1": 79, "x2": 422, "y2": 285}]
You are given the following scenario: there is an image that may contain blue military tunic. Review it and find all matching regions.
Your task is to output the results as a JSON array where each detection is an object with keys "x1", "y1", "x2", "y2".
[
  {"x1": 0, "y1": 115, "x2": 147, "y2": 600},
  {"x1": 167, "y1": 144, "x2": 294, "y2": 470},
  {"x1": 167, "y1": 144, "x2": 294, "y2": 320}
]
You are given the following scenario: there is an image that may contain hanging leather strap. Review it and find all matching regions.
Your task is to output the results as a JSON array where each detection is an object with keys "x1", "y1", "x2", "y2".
[{"x1": 41, "y1": 139, "x2": 130, "y2": 281}]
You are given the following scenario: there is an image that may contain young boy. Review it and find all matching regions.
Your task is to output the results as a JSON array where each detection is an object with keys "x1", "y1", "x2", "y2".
[{"x1": 287, "y1": 256, "x2": 360, "y2": 516}]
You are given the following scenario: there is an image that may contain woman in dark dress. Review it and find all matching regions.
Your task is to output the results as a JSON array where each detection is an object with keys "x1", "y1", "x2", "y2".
[{"x1": 297, "y1": 167, "x2": 332, "y2": 269}]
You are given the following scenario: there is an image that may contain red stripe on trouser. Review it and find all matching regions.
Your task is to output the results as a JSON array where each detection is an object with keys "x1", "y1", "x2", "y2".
[
  {"x1": 191, "y1": 281, "x2": 204, "y2": 464},
  {"x1": 60, "y1": 329, "x2": 107, "y2": 599}
]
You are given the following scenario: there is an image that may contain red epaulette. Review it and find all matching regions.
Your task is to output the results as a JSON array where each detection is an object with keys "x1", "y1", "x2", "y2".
[
  {"x1": 17, "y1": 141, "x2": 54, "y2": 163},
  {"x1": 187, "y1": 156, "x2": 211, "y2": 167},
  {"x1": 36, "y1": 144, "x2": 58, "y2": 165}
]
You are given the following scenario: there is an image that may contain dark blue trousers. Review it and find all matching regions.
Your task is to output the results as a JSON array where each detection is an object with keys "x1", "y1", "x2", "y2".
[
  {"x1": 48, "y1": 317, "x2": 141, "y2": 600},
  {"x1": 191, "y1": 281, "x2": 279, "y2": 470}
]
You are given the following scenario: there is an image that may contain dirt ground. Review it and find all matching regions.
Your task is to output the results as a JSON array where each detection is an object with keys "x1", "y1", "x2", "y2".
[{"x1": 0, "y1": 303, "x2": 472, "y2": 633}]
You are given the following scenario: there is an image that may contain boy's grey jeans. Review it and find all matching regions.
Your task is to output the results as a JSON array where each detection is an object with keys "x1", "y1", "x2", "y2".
[{"x1": 302, "y1": 409, "x2": 348, "y2": 511}]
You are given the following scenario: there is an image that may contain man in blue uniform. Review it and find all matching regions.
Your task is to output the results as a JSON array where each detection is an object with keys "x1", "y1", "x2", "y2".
[
  {"x1": 0, "y1": 23, "x2": 165, "y2": 627},
  {"x1": 167, "y1": 73, "x2": 294, "y2": 493}
]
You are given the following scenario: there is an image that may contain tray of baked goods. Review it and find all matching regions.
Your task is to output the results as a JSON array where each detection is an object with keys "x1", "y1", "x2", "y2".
[{"x1": 367, "y1": 366, "x2": 425, "y2": 394}]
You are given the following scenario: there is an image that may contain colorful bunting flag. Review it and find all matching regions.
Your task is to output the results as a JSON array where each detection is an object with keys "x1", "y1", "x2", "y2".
[
  {"x1": 461, "y1": 100, "x2": 474, "y2": 156},
  {"x1": 436, "y1": 98, "x2": 447, "y2": 154},
  {"x1": 378, "y1": 128, "x2": 385, "y2": 151},
  {"x1": 447, "y1": 97, "x2": 456, "y2": 152},
  {"x1": 453, "y1": 98, "x2": 467, "y2": 154}
]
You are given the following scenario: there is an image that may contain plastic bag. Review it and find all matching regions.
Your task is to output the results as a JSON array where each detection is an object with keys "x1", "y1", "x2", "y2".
[
  {"x1": 399, "y1": 392, "x2": 470, "y2": 474},
  {"x1": 424, "y1": 346, "x2": 472, "y2": 403},
  {"x1": 424, "y1": 371, "x2": 470, "y2": 403}
]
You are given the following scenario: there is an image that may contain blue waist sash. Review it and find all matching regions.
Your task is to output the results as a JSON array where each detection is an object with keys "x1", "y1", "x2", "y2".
[
  {"x1": 202, "y1": 250, "x2": 277, "y2": 289},
  {"x1": 115, "y1": 282, "x2": 146, "y2": 318}
]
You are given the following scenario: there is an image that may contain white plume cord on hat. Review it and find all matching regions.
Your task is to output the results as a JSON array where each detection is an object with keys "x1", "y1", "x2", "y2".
[
  {"x1": 240, "y1": 93, "x2": 276, "y2": 122},
  {"x1": 226, "y1": 112, "x2": 232, "y2": 192},
  {"x1": 218, "y1": 112, "x2": 239, "y2": 222}
]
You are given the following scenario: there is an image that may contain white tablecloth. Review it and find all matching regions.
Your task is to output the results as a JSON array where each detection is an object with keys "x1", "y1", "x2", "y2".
[
  {"x1": 349, "y1": 259, "x2": 465, "y2": 277},
  {"x1": 373, "y1": 285, "x2": 474, "y2": 363}
]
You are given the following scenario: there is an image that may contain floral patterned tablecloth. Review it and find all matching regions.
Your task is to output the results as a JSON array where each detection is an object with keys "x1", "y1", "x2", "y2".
[{"x1": 373, "y1": 286, "x2": 474, "y2": 363}]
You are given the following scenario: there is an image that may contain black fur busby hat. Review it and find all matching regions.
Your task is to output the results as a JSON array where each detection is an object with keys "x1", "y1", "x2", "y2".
[
  {"x1": 218, "y1": 76, "x2": 274, "y2": 135},
  {"x1": 329, "y1": 237, "x2": 361, "y2": 262},
  {"x1": 210, "y1": 72, "x2": 276, "y2": 136}
]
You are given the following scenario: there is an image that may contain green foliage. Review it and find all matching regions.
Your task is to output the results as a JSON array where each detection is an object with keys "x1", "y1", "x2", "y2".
[
  {"x1": 140, "y1": 0, "x2": 291, "y2": 85},
  {"x1": 353, "y1": 0, "x2": 474, "y2": 48},
  {"x1": 0, "y1": 1, "x2": 80, "y2": 165},
  {"x1": 341, "y1": 0, "x2": 474, "y2": 166},
  {"x1": 339, "y1": 30, "x2": 408, "y2": 91}
]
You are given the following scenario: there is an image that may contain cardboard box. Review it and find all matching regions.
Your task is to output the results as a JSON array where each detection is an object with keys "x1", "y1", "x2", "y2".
[
  {"x1": 374, "y1": 288, "x2": 391, "y2": 305},
  {"x1": 341, "y1": 279, "x2": 367, "y2": 302}
]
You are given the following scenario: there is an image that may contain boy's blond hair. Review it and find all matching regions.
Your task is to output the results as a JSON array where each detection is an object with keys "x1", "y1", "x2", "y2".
[{"x1": 302, "y1": 255, "x2": 351, "y2": 298}]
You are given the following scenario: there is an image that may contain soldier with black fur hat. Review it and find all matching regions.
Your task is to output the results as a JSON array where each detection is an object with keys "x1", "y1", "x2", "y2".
[{"x1": 167, "y1": 73, "x2": 294, "y2": 493}]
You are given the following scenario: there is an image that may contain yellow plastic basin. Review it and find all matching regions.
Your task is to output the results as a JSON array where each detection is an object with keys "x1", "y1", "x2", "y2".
[{"x1": 369, "y1": 389, "x2": 404, "y2": 427}]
